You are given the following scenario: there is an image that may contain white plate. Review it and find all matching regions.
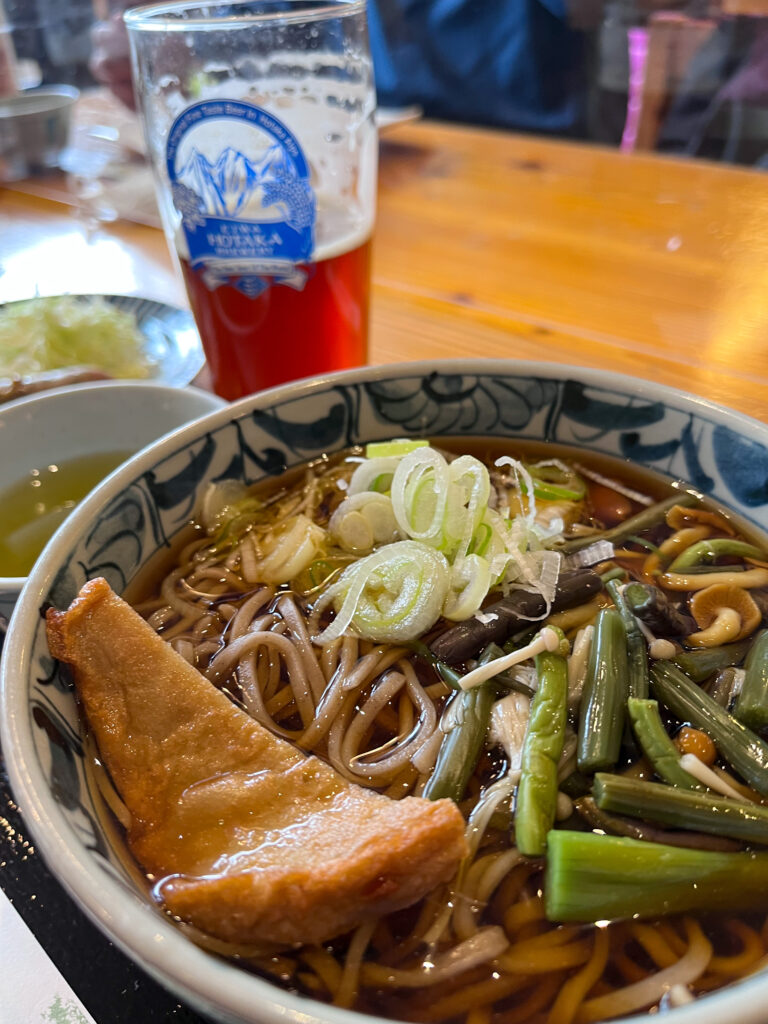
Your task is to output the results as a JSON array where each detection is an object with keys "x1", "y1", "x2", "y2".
[{"x1": 0, "y1": 293, "x2": 205, "y2": 388}]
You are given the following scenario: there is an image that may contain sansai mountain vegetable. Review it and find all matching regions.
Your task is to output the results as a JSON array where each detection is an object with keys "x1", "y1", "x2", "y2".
[
  {"x1": 515, "y1": 629, "x2": 569, "y2": 856},
  {"x1": 672, "y1": 639, "x2": 752, "y2": 682},
  {"x1": 606, "y1": 581, "x2": 649, "y2": 699},
  {"x1": 734, "y1": 628, "x2": 768, "y2": 731},
  {"x1": 627, "y1": 698, "x2": 703, "y2": 790},
  {"x1": 424, "y1": 646, "x2": 502, "y2": 803},
  {"x1": 669, "y1": 538, "x2": 765, "y2": 571},
  {"x1": 577, "y1": 610, "x2": 628, "y2": 773},
  {"x1": 557, "y1": 493, "x2": 697, "y2": 554},
  {"x1": 545, "y1": 831, "x2": 768, "y2": 922},
  {"x1": 593, "y1": 773, "x2": 768, "y2": 845},
  {"x1": 430, "y1": 568, "x2": 602, "y2": 663},
  {"x1": 622, "y1": 582, "x2": 695, "y2": 638},
  {"x1": 651, "y1": 660, "x2": 768, "y2": 795}
]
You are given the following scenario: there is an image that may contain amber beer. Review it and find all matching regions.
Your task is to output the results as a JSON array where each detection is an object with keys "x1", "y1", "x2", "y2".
[
  {"x1": 126, "y1": 1, "x2": 377, "y2": 402},
  {"x1": 180, "y1": 230, "x2": 371, "y2": 402}
]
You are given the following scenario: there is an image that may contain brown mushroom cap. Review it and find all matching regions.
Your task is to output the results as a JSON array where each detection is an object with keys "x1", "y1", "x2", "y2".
[{"x1": 687, "y1": 584, "x2": 761, "y2": 648}]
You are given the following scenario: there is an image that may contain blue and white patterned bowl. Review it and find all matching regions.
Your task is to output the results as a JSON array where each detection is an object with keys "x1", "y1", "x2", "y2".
[{"x1": 3, "y1": 360, "x2": 768, "y2": 1024}]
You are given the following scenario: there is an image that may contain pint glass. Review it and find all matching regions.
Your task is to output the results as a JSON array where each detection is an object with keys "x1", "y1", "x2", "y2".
[{"x1": 126, "y1": 0, "x2": 376, "y2": 400}]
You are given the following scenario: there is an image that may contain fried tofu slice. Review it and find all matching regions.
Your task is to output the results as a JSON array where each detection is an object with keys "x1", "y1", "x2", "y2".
[{"x1": 46, "y1": 578, "x2": 467, "y2": 949}]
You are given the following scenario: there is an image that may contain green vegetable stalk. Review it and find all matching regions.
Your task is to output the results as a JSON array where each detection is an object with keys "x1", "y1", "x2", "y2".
[
  {"x1": 734, "y1": 629, "x2": 768, "y2": 731},
  {"x1": 627, "y1": 698, "x2": 703, "y2": 790},
  {"x1": 669, "y1": 538, "x2": 765, "y2": 571},
  {"x1": 672, "y1": 640, "x2": 751, "y2": 683},
  {"x1": 593, "y1": 772, "x2": 768, "y2": 845},
  {"x1": 606, "y1": 580, "x2": 649, "y2": 699},
  {"x1": 515, "y1": 630, "x2": 569, "y2": 856},
  {"x1": 577, "y1": 609, "x2": 628, "y2": 773},
  {"x1": 651, "y1": 660, "x2": 768, "y2": 795},
  {"x1": 423, "y1": 646, "x2": 501, "y2": 802},
  {"x1": 545, "y1": 830, "x2": 768, "y2": 922},
  {"x1": 557, "y1": 493, "x2": 696, "y2": 554}
]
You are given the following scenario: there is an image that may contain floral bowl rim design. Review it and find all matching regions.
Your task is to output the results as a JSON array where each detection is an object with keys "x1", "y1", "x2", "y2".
[{"x1": 3, "y1": 358, "x2": 768, "y2": 1024}]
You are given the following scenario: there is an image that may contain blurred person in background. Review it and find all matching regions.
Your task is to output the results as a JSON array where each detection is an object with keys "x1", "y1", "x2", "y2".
[
  {"x1": 90, "y1": 0, "x2": 768, "y2": 163},
  {"x1": 90, "y1": 0, "x2": 591, "y2": 135},
  {"x1": 367, "y1": 0, "x2": 589, "y2": 135}
]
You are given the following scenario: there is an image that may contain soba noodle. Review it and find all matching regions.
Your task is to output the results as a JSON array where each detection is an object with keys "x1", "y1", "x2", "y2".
[{"x1": 118, "y1": 441, "x2": 768, "y2": 1023}]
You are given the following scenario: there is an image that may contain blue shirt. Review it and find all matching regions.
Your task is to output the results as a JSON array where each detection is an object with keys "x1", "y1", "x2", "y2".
[{"x1": 368, "y1": 0, "x2": 586, "y2": 135}]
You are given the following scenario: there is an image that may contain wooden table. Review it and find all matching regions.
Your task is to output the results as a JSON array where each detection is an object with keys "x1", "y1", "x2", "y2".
[{"x1": 2, "y1": 118, "x2": 768, "y2": 420}]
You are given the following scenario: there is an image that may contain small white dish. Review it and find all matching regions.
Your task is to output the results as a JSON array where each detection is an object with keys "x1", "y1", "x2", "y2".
[
  {"x1": 0, "y1": 293, "x2": 207, "y2": 388},
  {"x1": 0, "y1": 379, "x2": 224, "y2": 621}
]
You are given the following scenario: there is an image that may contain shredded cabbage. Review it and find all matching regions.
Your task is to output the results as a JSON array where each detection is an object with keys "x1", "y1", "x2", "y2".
[{"x1": 0, "y1": 296, "x2": 152, "y2": 378}]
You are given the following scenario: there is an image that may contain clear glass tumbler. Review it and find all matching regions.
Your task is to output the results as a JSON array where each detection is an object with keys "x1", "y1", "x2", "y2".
[{"x1": 125, "y1": 0, "x2": 376, "y2": 400}]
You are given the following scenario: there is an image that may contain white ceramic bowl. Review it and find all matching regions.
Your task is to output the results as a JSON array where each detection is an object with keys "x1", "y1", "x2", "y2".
[
  {"x1": 0, "y1": 380, "x2": 224, "y2": 623},
  {"x1": 3, "y1": 360, "x2": 768, "y2": 1024}
]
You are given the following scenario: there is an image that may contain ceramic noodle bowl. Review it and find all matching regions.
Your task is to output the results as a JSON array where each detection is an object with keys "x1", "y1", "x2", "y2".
[{"x1": 4, "y1": 361, "x2": 768, "y2": 1024}]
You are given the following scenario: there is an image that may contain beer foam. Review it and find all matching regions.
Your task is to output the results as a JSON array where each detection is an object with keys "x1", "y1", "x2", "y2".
[{"x1": 314, "y1": 197, "x2": 374, "y2": 262}]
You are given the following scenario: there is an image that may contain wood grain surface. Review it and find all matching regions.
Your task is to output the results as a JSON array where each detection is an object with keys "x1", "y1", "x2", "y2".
[{"x1": 2, "y1": 117, "x2": 768, "y2": 421}]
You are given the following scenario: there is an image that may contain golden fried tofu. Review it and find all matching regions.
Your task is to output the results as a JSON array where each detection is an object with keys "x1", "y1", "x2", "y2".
[{"x1": 46, "y1": 578, "x2": 467, "y2": 949}]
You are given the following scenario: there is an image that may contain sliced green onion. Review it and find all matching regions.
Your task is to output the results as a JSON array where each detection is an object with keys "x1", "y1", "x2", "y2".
[
  {"x1": 470, "y1": 521, "x2": 493, "y2": 558},
  {"x1": 391, "y1": 447, "x2": 451, "y2": 545},
  {"x1": 443, "y1": 554, "x2": 492, "y2": 621},
  {"x1": 365, "y1": 439, "x2": 430, "y2": 459},
  {"x1": 248, "y1": 514, "x2": 325, "y2": 584},
  {"x1": 313, "y1": 540, "x2": 449, "y2": 645},
  {"x1": 369, "y1": 473, "x2": 391, "y2": 493},
  {"x1": 348, "y1": 456, "x2": 402, "y2": 496},
  {"x1": 521, "y1": 461, "x2": 586, "y2": 503},
  {"x1": 328, "y1": 491, "x2": 400, "y2": 554}
]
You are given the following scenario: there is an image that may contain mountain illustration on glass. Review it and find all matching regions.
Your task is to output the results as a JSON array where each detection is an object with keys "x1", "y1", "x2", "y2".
[{"x1": 175, "y1": 144, "x2": 313, "y2": 230}]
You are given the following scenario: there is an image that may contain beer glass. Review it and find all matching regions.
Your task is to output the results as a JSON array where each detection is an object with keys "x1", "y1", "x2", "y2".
[{"x1": 126, "y1": 0, "x2": 376, "y2": 400}]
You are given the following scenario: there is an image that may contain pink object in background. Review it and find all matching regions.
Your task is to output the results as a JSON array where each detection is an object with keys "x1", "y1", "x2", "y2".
[
  {"x1": 622, "y1": 27, "x2": 651, "y2": 151},
  {"x1": 622, "y1": 27, "x2": 650, "y2": 152},
  {"x1": 0, "y1": 0, "x2": 18, "y2": 99}
]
